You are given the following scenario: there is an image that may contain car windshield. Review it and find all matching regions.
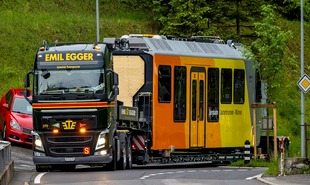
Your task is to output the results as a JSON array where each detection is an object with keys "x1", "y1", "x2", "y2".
[
  {"x1": 12, "y1": 97, "x2": 32, "y2": 115},
  {"x1": 35, "y1": 69, "x2": 105, "y2": 95}
]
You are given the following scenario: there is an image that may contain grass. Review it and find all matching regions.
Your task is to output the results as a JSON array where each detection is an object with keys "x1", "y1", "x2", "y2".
[
  {"x1": 230, "y1": 159, "x2": 279, "y2": 175},
  {"x1": 0, "y1": 0, "x2": 155, "y2": 94}
]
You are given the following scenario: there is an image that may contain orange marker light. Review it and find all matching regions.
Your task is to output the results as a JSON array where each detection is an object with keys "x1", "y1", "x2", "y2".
[
  {"x1": 93, "y1": 45, "x2": 101, "y2": 51},
  {"x1": 79, "y1": 127, "x2": 86, "y2": 134},
  {"x1": 53, "y1": 129, "x2": 59, "y2": 134}
]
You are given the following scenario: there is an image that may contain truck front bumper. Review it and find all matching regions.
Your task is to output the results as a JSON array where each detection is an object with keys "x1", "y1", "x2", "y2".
[{"x1": 33, "y1": 153, "x2": 113, "y2": 166}]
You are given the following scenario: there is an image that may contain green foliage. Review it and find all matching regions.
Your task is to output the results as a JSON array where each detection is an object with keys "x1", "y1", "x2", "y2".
[
  {"x1": 0, "y1": 0, "x2": 155, "y2": 94},
  {"x1": 117, "y1": 0, "x2": 152, "y2": 10},
  {"x1": 230, "y1": 159, "x2": 279, "y2": 175},
  {"x1": 270, "y1": 0, "x2": 310, "y2": 21},
  {"x1": 207, "y1": 0, "x2": 264, "y2": 24},
  {"x1": 264, "y1": 160, "x2": 280, "y2": 175},
  {"x1": 243, "y1": 5, "x2": 297, "y2": 102},
  {"x1": 152, "y1": 0, "x2": 213, "y2": 37}
]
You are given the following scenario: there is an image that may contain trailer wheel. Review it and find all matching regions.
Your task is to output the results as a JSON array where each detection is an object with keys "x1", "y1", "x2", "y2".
[{"x1": 126, "y1": 138, "x2": 132, "y2": 169}]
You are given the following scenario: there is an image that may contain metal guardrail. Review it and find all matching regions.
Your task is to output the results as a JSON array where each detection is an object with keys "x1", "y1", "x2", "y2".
[{"x1": 0, "y1": 141, "x2": 11, "y2": 172}]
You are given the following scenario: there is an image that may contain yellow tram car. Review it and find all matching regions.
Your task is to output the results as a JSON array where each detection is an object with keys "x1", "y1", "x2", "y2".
[{"x1": 105, "y1": 34, "x2": 264, "y2": 163}]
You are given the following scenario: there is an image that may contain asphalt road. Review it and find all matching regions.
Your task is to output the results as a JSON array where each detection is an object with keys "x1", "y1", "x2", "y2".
[{"x1": 10, "y1": 145, "x2": 267, "y2": 185}]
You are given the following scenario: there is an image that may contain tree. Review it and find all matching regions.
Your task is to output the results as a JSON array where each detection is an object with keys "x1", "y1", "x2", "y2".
[
  {"x1": 152, "y1": 0, "x2": 212, "y2": 37},
  {"x1": 152, "y1": 0, "x2": 265, "y2": 40},
  {"x1": 206, "y1": 0, "x2": 264, "y2": 39},
  {"x1": 243, "y1": 5, "x2": 296, "y2": 102},
  {"x1": 268, "y1": 0, "x2": 310, "y2": 21}
]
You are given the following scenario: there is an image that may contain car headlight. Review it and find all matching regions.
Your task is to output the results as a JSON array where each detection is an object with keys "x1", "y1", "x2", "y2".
[
  {"x1": 10, "y1": 120, "x2": 21, "y2": 131},
  {"x1": 95, "y1": 131, "x2": 107, "y2": 150}
]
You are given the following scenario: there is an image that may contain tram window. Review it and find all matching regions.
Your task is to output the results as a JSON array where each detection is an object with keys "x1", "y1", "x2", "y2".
[
  {"x1": 208, "y1": 68, "x2": 219, "y2": 122},
  {"x1": 158, "y1": 65, "x2": 171, "y2": 102},
  {"x1": 199, "y1": 80, "x2": 204, "y2": 121},
  {"x1": 174, "y1": 66, "x2": 186, "y2": 122},
  {"x1": 192, "y1": 80, "x2": 197, "y2": 121},
  {"x1": 234, "y1": 69, "x2": 245, "y2": 104},
  {"x1": 221, "y1": 68, "x2": 232, "y2": 104}
]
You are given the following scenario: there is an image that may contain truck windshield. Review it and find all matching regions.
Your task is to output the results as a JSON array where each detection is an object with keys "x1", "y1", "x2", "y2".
[{"x1": 35, "y1": 69, "x2": 105, "y2": 95}]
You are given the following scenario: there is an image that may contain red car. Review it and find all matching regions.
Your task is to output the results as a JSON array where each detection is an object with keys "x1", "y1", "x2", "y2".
[{"x1": 0, "y1": 88, "x2": 32, "y2": 145}]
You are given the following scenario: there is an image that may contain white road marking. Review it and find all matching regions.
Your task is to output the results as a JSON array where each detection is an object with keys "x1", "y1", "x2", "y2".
[
  {"x1": 223, "y1": 169, "x2": 234, "y2": 172},
  {"x1": 187, "y1": 170, "x2": 197, "y2": 173},
  {"x1": 246, "y1": 173, "x2": 262, "y2": 180},
  {"x1": 140, "y1": 168, "x2": 258, "y2": 180},
  {"x1": 210, "y1": 169, "x2": 221, "y2": 172},
  {"x1": 34, "y1": 172, "x2": 47, "y2": 184},
  {"x1": 237, "y1": 169, "x2": 249, "y2": 172}
]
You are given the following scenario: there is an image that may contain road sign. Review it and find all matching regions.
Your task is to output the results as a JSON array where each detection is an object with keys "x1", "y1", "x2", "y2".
[{"x1": 297, "y1": 74, "x2": 310, "y2": 93}]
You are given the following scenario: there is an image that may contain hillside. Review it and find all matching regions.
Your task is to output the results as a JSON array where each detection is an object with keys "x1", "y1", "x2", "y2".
[
  {"x1": 1, "y1": 0, "x2": 310, "y2": 156},
  {"x1": 0, "y1": 0, "x2": 156, "y2": 94}
]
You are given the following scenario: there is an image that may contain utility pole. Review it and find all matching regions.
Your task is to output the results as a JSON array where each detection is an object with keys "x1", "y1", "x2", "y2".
[
  {"x1": 300, "y1": 0, "x2": 305, "y2": 158},
  {"x1": 96, "y1": 0, "x2": 100, "y2": 42}
]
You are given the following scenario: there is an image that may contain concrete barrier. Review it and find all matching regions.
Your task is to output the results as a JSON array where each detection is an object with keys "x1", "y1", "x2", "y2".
[
  {"x1": 0, "y1": 141, "x2": 14, "y2": 185},
  {"x1": 281, "y1": 157, "x2": 310, "y2": 175}
]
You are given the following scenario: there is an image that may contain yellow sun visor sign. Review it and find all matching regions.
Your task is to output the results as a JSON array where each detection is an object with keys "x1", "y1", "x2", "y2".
[{"x1": 44, "y1": 52, "x2": 94, "y2": 61}]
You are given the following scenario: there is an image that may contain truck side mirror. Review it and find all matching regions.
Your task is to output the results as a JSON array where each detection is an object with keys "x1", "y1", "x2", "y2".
[
  {"x1": 113, "y1": 72, "x2": 119, "y2": 86},
  {"x1": 24, "y1": 70, "x2": 33, "y2": 104},
  {"x1": 107, "y1": 70, "x2": 119, "y2": 101}
]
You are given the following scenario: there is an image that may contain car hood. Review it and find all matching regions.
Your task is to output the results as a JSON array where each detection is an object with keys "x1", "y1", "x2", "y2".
[{"x1": 12, "y1": 112, "x2": 33, "y2": 129}]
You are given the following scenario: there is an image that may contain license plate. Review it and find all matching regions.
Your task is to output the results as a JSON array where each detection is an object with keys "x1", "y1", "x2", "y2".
[{"x1": 65, "y1": 157, "x2": 75, "y2": 162}]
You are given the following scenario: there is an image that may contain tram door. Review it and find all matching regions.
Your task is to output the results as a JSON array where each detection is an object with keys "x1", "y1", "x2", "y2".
[{"x1": 190, "y1": 67, "x2": 206, "y2": 148}]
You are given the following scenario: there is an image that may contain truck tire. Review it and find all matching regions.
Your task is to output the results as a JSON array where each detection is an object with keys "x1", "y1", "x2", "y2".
[
  {"x1": 106, "y1": 138, "x2": 117, "y2": 171},
  {"x1": 117, "y1": 140, "x2": 127, "y2": 170},
  {"x1": 126, "y1": 138, "x2": 132, "y2": 169}
]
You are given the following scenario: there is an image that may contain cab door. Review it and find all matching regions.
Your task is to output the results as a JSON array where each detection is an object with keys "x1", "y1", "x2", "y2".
[{"x1": 190, "y1": 67, "x2": 206, "y2": 148}]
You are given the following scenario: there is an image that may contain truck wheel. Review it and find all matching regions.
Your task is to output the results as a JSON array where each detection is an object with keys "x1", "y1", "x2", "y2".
[
  {"x1": 106, "y1": 139, "x2": 117, "y2": 171},
  {"x1": 117, "y1": 140, "x2": 127, "y2": 170},
  {"x1": 126, "y1": 138, "x2": 132, "y2": 169}
]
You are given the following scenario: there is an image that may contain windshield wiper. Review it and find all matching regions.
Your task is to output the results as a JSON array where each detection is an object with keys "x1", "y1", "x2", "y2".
[
  {"x1": 41, "y1": 90, "x2": 64, "y2": 95},
  {"x1": 40, "y1": 90, "x2": 65, "y2": 100}
]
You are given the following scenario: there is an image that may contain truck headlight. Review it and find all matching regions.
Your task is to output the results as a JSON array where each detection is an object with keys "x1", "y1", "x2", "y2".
[
  {"x1": 32, "y1": 131, "x2": 45, "y2": 152},
  {"x1": 95, "y1": 131, "x2": 107, "y2": 150}
]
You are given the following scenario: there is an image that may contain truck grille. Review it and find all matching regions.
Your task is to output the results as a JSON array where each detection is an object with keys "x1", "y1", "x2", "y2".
[
  {"x1": 44, "y1": 133, "x2": 96, "y2": 157},
  {"x1": 47, "y1": 136, "x2": 92, "y2": 144},
  {"x1": 50, "y1": 147, "x2": 85, "y2": 155}
]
